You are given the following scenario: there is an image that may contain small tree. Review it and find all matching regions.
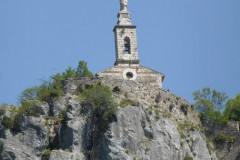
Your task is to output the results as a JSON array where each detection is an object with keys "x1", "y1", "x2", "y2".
[
  {"x1": 82, "y1": 82, "x2": 117, "y2": 131},
  {"x1": 62, "y1": 67, "x2": 77, "y2": 79},
  {"x1": 76, "y1": 61, "x2": 93, "y2": 78},
  {"x1": 192, "y1": 87, "x2": 227, "y2": 122},
  {"x1": 223, "y1": 94, "x2": 240, "y2": 121},
  {"x1": 19, "y1": 86, "x2": 39, "y2": 102}
]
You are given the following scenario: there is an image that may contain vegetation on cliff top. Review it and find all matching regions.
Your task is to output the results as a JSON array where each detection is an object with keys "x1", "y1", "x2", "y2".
[
  {"x1": 193, "y1": 87, "x2": 240, "y2": 123},
  {"x1": 0, "y1": 60, "x2": 94, "y2": 130},
  {"x1": 82, "y1": 82, "x2": 117, "y2": 122},
  {"x1": 19, "y1": 60, "x2": 93, "y2": 104}
]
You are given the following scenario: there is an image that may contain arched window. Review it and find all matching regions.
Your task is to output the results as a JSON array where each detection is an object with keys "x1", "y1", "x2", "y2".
[{"x1": 124, "y1": 37, "x2": 131, "y2": 54}]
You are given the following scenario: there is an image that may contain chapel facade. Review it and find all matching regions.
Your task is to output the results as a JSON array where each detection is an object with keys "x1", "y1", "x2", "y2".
[{"x1": 97, "y1": 0, "x2": 164, "y2": 88}]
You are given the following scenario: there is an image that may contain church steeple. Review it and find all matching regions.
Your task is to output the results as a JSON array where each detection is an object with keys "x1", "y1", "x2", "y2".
[
  {"x1": 114, "y1": 0, "x2": 140, "y2": 66},
  {"x1": 97, "y1": 0, "x2": 164, "y2": 88}
]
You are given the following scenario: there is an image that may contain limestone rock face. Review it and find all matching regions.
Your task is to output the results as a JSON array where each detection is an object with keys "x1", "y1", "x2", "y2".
[
  {"x1": 91, "y1": 105, "x2": 214, "y2": 160},
  {"x1": 1, "y1": 78, "x2": 237, "y2": 160},
  {"x1": 49, "y1": 150, "x2": 73, "y2": 160},
  {"x1": 0, "y1": 115, "x2": 48, "y2": 160}
]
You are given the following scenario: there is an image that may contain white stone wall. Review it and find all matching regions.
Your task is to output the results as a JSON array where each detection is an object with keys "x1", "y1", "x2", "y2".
[{"x1": 97, "y1": 65, "x2": 164, "y2": 88}]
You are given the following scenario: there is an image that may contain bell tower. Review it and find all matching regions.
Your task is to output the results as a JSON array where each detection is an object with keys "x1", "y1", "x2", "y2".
[
  {"x1": 114, "y1": 0, "x2": 140, "y2": 66},
  {"x1": 97, "y1": 0, "x2": 164, "y2": 88}
]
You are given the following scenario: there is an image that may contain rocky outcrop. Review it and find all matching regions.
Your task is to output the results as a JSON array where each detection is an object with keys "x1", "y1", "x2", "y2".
[
  {"x1": 202, "y1": 120, "x2": 240, "y2": 160},
  {"x1": 0, "y1": 115, "x2": 48, "y2": 160},
  {"x1": 0, "y1": 77, "x2": 236, "y2": 160}
]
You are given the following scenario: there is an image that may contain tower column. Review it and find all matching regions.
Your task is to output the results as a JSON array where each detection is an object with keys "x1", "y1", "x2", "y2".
[{"x1": 114, "y1": 0, "x2": 140, "y2": 66}]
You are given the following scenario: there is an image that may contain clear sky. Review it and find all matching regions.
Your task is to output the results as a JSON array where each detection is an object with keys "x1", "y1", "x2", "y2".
[{"x1": 0, "y1": 0, "x2": 240, "y2": 105}]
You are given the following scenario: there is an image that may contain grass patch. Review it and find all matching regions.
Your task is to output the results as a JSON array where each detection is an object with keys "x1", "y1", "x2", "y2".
[
  {"x1": 155, "y1": 114, "x2": 160, "y2": 120},
  {"x1": 213, "y1": 133, "x2": 227, "y2": 144},
  {"x1": 162, "y1": 111, "x2": 171, "y2": 118},
  {"x1": 177, "y1": 121, "x2": 199, "y2": 131},
  {"x1": 183, "y1": 153, "x2": 193, "y2": 160},
  {"x1": 120, "y1": 98, "x2": 139, "y2": 108},
  {"x1": 41, "y1": 149, "x2": 52, "y2": 160}
]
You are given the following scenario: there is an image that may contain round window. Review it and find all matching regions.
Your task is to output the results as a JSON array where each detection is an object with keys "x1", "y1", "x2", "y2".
[
  {"x1": 126, "y1": 72, "x2": 133, "y2": 79},
  {"x1": 123, "y1": 69, "x2": 137, "y2": 80}
]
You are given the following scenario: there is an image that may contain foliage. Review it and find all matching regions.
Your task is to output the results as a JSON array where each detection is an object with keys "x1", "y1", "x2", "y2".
[
  {"x1": 155, "y1": 114, "x2": 160, "y2": 120},
  {"x1": 162, "y1": 111, "x2": 171, "y2": 118},
  {"x1": 62, "y1": 67, "x2": 77, "y2": 79},
  {"x1": 0, "y1": 108, "x2": 5, "y2": 116},
  {"x1": 2, "y1": 115, "x2": 12, "y2": 128},
  {"x1": 1, "y1": 114, "x2": 22, "y2": 132},
  {"x1": 12, "y1": 114, "x2": 22, "y2": 132},
  {"x1": 82, "y1": 82, "x2": 117, "y2": 131},
  {"x1": 223, "y1": 94, "x2": 240, "y2": 121},
  {"x1": 19, "y1": 86, "x2": 39, "y2": 102},
  {"x1": 120, "y1": 98, "x2": 139, "y2": 108},
  {"x1": 213, "y1": 133, "x2": 227, "y2": 144},
  {"x1": 41, "y1": 149, "x2": 52, "y2": 160},
  {"x1": 184, "y1": 153, "x2": 193, "y2": 160},
  {"x1": 169, "y1": 104, "x2": 174, "y2": 112},
  {"x1": 192, "y1": 88, "x2": 228, "y2": 122},
  {"x1": 180, "y1": 104, "x2": 189, "y2": 116},
  {"x1": 177, "y1": 121, "x2": 199, "y2": 132},
  {"x1": 64, "y1": 148, "x2": 71, "y2": 152},
  {"x1": 193, "y1": 88, "x2": 227, "y2": 111},
  {"x1": 18, "y1": 100, "x2": 39, "y2": 117},
  {"x1": 154, "y1": 109, "x2": 160, "y2": 120},
  {"x1": 19, "y1": 60, "x2": 93, "y2": 103},
  {"x1": 148, "y1": 109, "x2": 153, "y2": 114},
  {"x1": 76, "y1": 61, "x2": 93, "y2": 78},
  {"x1": 0, "y1": 141, "x2": 3, "y2": 150}
]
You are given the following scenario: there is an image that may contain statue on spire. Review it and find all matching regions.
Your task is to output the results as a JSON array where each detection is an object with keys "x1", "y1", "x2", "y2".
[{"x1": 120, "y1": 0, "x2": 128, "y2": 11}]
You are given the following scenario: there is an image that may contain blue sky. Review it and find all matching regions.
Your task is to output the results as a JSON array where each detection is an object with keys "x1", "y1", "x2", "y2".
[{"x1": 0, "y1": 0, "x2": 240, "y2": 105}]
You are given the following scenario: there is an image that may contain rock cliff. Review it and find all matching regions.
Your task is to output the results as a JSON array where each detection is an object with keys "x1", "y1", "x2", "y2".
[{"x1": 0, "y1": 78, "x2": 238, "y2": 160}]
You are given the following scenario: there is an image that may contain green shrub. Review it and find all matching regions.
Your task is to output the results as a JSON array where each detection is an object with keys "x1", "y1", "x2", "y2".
[
  {"x1": 19, "y1": 86, "x2": 39, "y2": 102},
  {"x1": 64, "y1": 148, "x2": 70, "y2": 152},
  {"x1": 59, "y1": 107, "x2": 68, "y2": 120},
  {"x1": 0, "y1": 108, "x2": 5, "y2": 116},
  {"x1": 148, "y1": 109, "x2": 153, "y2": 114},
  {"x1": 0, "y1": 141, "x2": 3, "y2": 151},
  {"x1": 162, "y1": 112, "x2": 171, "y2": 118},
  {"x1": 169, "y1": 104, "x2": 174, "y2": 112},
  {"x1": 155, "y1": 109, "x2": 160, "y2": 115},
  {"x1": 2, "y1": 116, "x2": 12, "y2": 128},
  {"x1": 37, "y1": 81, "x2": 64, "y2": 102},
  {"x1": 181, "y1": 104, "x2": 189, "y2": 116},
  {"x1": 41, "y1": 149, "x2": 52, "y2": 160},
  {"x1": 76, "y1": 61, "x2": 93, "y2": 78},
  {"x1": 120, "y1": 98, "x2": 139, "y2": 108},
  {"x1": 228, "y1": 136, "x2": 235, "y2": 143},
  {"x1": 177, "y1": 121, "x2": 198, "y2": 132},
  {"x1": 184, "y1": 153, "x2": 193, "y2": 160},
  {"x1": 12, "y1": 114, "x2": 22, "y2": 132},
  {"x1": 213, "y1": 133, "x2": 227, "y2": 144},
  {"x1": 155, "y1": 114, "x2": 160, "y2": 120},
  {"x1": 82, "y1": 83, "x2": 117, "y2": 131},
  {"x1": 145, "y1": 147, "x2": 150, "y2": 153},
  {"x1": 155, "y1": 94, "x2": 161, "y2": 104},
  {"x1": 18, "y1": 100, "x2": 39, "y2": 117}
]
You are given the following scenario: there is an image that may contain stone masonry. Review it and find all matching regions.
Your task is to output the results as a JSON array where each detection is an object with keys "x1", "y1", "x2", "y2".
[{"x1": 97, "y1": 0, "x2": 164, "y2": 88}]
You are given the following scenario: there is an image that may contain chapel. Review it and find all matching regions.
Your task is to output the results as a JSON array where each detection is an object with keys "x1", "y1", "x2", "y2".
[{"x1": 97, "y1": 0, "x2": 164, "y2": 88}]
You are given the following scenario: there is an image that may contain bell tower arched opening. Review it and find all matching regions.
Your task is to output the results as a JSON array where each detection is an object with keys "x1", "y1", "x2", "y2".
[{"x1": 124, "y1": 37, "x2": 131, "y2": 54}]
